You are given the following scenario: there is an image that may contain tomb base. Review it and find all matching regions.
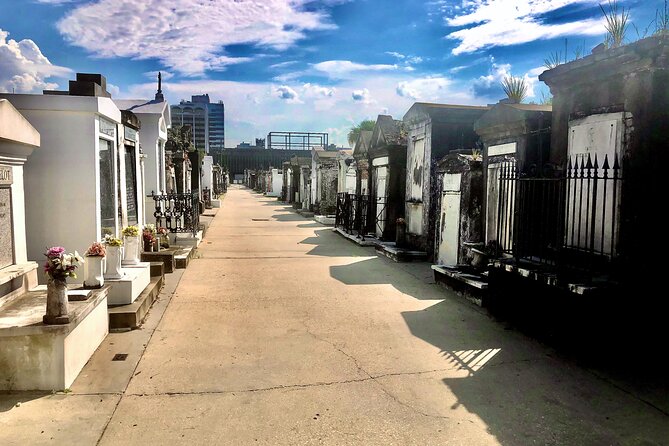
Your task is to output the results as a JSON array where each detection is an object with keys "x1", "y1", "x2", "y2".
[
  {"x1": 105, "y1": 263, "x2": 151, "y2": 306},
  {"x1": 0, "y1": 286, "x2": 109, "y2": 390}
]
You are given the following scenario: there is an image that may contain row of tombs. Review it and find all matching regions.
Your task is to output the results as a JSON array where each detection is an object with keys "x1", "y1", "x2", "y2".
[
  {"x1": 0, "y1": 73, "x2": 227, "y2": 391},
  {"x1": 254, "y1": 36, "x2": 668, "y2": 316}
]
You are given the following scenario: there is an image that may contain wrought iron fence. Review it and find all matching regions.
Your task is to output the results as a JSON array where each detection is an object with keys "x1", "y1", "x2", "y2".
[
  {"x1": 494, "y1": 152, "x2": 622, "y2": 275},
  {"x1": 335, "y1": 193, "x2": 371, "y2": 238},
  {"x1": 374, "y1": 195, "x2": 387, "y2": 237},
  {"x1": 152, "y1": 191, "x2": 200, "y2": 235},
  {"x1": 203, "y1": 187, "x2": 212, "y2": 209}
]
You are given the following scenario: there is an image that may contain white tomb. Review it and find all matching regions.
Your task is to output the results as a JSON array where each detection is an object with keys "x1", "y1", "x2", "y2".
[
  {"x1": 0, "y1": 99, "x2": 109, "y2": 391},
  {"x1": 0, "y1": 74, "x2": 151, "y2": 304}
]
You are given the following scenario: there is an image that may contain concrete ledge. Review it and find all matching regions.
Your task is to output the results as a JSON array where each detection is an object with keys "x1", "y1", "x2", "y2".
[
  {"x1": 297, "y1": 210, "x2": 314, "y2": 218},
  {"x1": 175, "y1": 230, "x2": 203, "y2": 248},
  {"x1": 174, "y1": 246, "x2": 195, "y2": 269},
  {"x1": 314, "y1": 215, "x2": 335, "y2": 226},
  {"x1": 432, "y1": 265, "x2": 489, "y2": 307},
  {"x1": 149, "y1": 261, "x2": 164, "y2": 278},
  {"x1": 0, "y1": 262, "x2": 38, "y2": 310},
  {"x1": 140, "y1": 251, "x2": 176, "y2": 273},
  {"x1": 0, "y1": 287, "x2": 109, "y2": 390},
  {"x1": 108, "y1": 275, "x2": 163, "y2": 330},
  {"x1": 106, "y1": 264, "x2": 151, "y2": 306},
  {"x1": 211, "y1": 199, "x2": 221, "y2": 208},
  {"x1": 490, "y1": 260, "x2": 608, "y2": 296},
  {"x1": 333, "y1": 228, "x2": 378, "y2": 247},
  {"x1": 376, "y1": 244, "x2": 428, "y2": 263}
]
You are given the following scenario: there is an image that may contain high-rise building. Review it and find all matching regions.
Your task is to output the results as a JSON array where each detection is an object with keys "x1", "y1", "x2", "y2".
[{"x1": 170, "y1": 94, "x2": 224, "y2": 153}]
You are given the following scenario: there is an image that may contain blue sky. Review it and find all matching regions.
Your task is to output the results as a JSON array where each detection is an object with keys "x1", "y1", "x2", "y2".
[{"x1": 0, "y1": 0, "x2": 662, "y2": 146}]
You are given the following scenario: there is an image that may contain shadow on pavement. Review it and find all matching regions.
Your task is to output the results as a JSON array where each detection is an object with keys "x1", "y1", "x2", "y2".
[
  {"x1": 0, "y1": 392, "x2": 49, "y2": 413},
  {"x1": 322, "y1": 222, "x2": 669, "y2": 443}
]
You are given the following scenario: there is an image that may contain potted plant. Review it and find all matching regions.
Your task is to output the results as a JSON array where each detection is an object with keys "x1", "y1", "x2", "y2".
[
  {"x1": 104, "y1": 235, "x2": 124, "y2": 279},
  {"x1": 142, "y1": 223, "x2": 160, "y2": 252},
  {"x1": 121, "y1": 225, "x2": 140, "y2": 265},
  {"x1": 83, "y1": 242, "x2": 106, "y2": 288},
  {"x1": 43, "y1": 246, "x2": 83, "y2": 325},
  {"x1": 143, "y1": 229, "x2": 157, "y2": 252}
]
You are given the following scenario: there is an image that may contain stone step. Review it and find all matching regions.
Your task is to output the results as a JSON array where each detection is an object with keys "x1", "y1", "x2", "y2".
[
  {"x1": 108, "y1": 275, "x2": 163, "y2": 330},
  {"x1": 375, "y1": 244, "x2": 428, "y2": 263},
  {"x1": 141, "y1": 251, "x2": 176, "y2": 273},
  {"x1": 149, "y1": 261, "x2": 165, "y2": 278},
  {"x1": 431, "y1": 265, "x2": 489, "y2": 307},
  {"x1": 174, "y1": 246, "x2": 195, "y2": 269}
]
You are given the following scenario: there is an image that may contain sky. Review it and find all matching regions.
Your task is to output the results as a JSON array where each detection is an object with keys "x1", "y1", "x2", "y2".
[{"x1": 0, "y1": 0, "x2": 662, "y2": 147}]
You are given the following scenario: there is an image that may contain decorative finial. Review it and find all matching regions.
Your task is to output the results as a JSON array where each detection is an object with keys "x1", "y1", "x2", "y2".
[{"x1": 155, "y1": 71, "x2": 165, "y2": 102}]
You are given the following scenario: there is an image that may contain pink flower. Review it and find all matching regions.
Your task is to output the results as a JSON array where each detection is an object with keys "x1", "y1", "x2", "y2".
[{"x1": 45, "y1": 246, "x2": 65, "y2": 258}]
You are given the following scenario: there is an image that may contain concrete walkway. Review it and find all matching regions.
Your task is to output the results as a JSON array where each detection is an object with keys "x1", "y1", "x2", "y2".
[{"x1": 2, "y1": 185, "x2": 668, "y2": 445}]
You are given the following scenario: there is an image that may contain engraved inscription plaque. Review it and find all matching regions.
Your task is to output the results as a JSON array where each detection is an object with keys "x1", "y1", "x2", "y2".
[{"x1": 0, "y1": 188, "x2": 14, "y2": 269}]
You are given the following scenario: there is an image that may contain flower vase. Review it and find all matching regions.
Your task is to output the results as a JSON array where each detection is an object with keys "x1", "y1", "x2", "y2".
[
  {"x1": 143, "y1": 239, "x2": 154, "y2": 252},
  {"x1": 104, "y1": 246, "x2": 124, "y2": 279},
  {"x1": 123, "y1": 236, "x2": 140, "y2": 265},
  {"x1": 43, "y1": 278, "x2": 70, "y2": 325},
  {"x1": 160, "y1": 234, "x2": 170, "y2": 249},
  {"x1": 83, "y1": 256, "x2": 105, "y2": 288}
]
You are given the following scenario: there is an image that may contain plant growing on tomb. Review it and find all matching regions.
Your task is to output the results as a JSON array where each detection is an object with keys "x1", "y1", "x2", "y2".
[
  {"x1": 44, "y1": 246, "x2": 83, "y2": 281},
  {"x1": 501, "y1": 75, "x2": 528, "y2": 103},
  {"x1": 656, "y1": 0, "x2": 669, "y2": 36},
  {"x1": 121, "y1": 225, "x2": 139, "y2": 237},
  {"x1": 84, "y1": 242, "x2": 106, "y2": 257},
  {"x1": 104, "y1": 234, "x2": 123, "y2": 247},
  {"x1": 601, "y1": 0, "x2": 629, "y2": 49},
  {"x1": 543, "y1": 50, "x2": 563, "y2": 70}
]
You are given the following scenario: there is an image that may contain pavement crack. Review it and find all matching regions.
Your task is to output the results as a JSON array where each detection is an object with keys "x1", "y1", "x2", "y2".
[{"x1": 300, "y1": 321, "x2": 457, "y2": 421}]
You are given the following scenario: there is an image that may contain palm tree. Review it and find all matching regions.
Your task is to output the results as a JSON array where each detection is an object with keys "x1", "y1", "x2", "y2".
[
  {"x1": 501, "y1": 76, "x2": 528, "y2": 104},
  {"x1": 347, "y1": 120, "x2": 375, "y2": 146}
]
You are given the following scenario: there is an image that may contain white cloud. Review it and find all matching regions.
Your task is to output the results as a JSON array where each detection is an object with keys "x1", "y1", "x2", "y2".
[
  {"x1": 270, "y1": 61, "x2": 298, "y2": 69},
  {"x1": 274, "y1": 85, "x2": 302, "y2": 104},
  {"x1": 57, "y1": 0, "x2": 338, "y2": 76},
  {"x1": 312, "y1": 60, "x2": 402, "y2": 79},
  {"x1": 107, "y1": 82, "x2": 121, "y2": 97},
  {"x1": 302, "y1": 83, "x2": 334, "y2": 98},
  {"x1": 351, "y1": 88, "x2": 372, "y2": 104},
  {"x1": 445, "y1": 0, "x2": 604, "y2": 54},
  {"x1": 470, "y1": 61, "x2": 540, "y2": 100},
  {"x1": 385, "y1": 51, "x2": 424, "y2": 64},
  {"x1": 0, "y1": 29, "x2": 71, "y2": 94},
  {"x1": 143, "y1": 70, "x2": 174, "y2": 81},
  {"x1": 396, "y1": 76, "x2": 453, "y2": 101}
]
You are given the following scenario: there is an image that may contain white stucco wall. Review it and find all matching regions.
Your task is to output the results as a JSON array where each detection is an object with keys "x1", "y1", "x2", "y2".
[
  {"x1": 270, "y1": 168, "x2": 283, "y2": 197},
  {"x1": 0, "y1": 94, "x2": 121, "y2": 277},
  {"x1": 202, "y1": 156, "x2": 214, "y2": 190}
]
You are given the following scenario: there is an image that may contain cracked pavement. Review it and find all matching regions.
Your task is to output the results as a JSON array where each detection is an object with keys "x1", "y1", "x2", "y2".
[{"x1": 1, "y1": 186, "x2": 667, "y2": 445}]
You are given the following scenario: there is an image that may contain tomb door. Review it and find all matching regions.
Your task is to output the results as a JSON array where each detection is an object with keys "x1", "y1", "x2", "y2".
[
  {"x1": 124, "y1": 145, "x2": 138, "y2": 226},
  {"x1": 438, "y1": 173, "x2": 462, "y2": 265},
  {"x1": 374, "y1": 165, "x2": 388, "y2": 238}
]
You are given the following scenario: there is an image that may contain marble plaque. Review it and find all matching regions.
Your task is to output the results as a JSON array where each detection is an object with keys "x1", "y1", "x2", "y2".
[
  {"x1": 0, "y1": 188, "x2": 14, "y2": 269},
  {"x1": 0, "y1": 165, "x2": 12, "y2": 186}
]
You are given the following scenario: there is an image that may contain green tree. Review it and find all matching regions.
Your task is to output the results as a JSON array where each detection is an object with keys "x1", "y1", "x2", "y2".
[
  {"x1": 167, "y1": 125, "x2": 195, "y2": 152},
  {"x1": 347, "y1": 120, "x2": 375, "y2": 146}
]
